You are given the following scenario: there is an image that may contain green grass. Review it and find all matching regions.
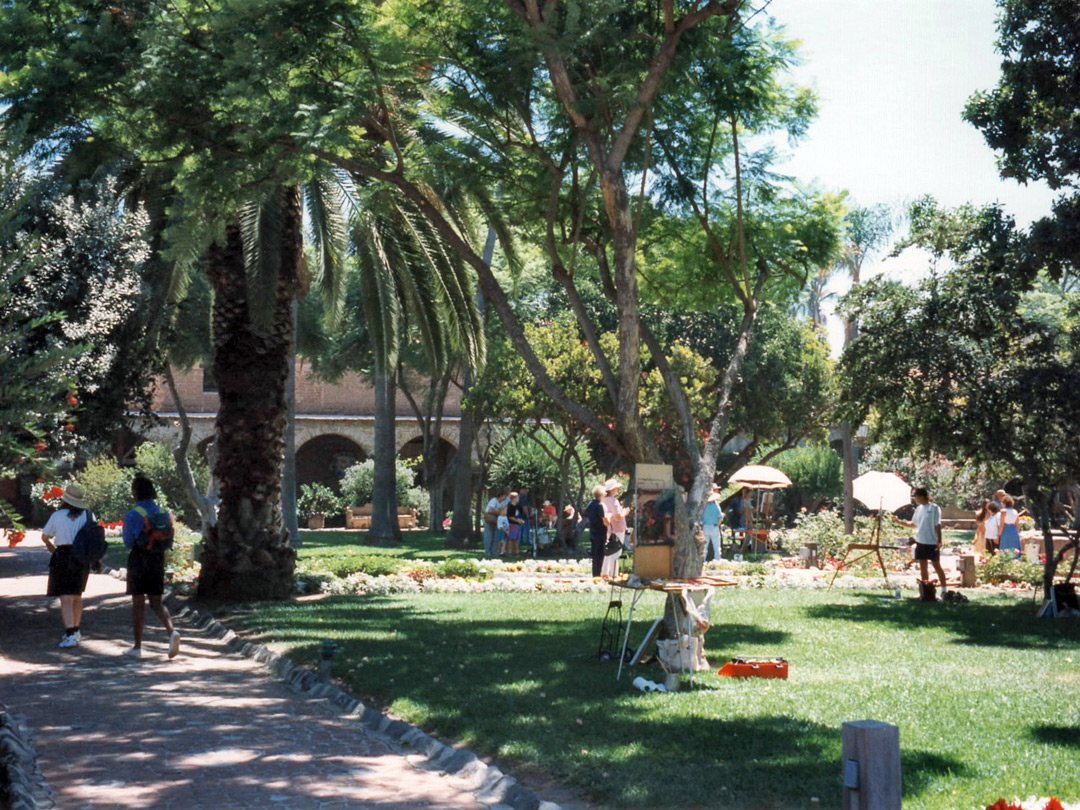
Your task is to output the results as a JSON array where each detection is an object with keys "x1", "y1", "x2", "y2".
[
  {"x1": 226, "y1": 587, "x2": 1080, "y2": 809},
  {"x1": 296, "y1": 529, "x2": 484, "y2": 562}
]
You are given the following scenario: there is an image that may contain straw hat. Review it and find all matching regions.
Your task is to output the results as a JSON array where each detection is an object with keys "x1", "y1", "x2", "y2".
[
  {"x1": 61, "y1": 483, "x2": 89, "y2": 510},
  {"x1": 603, "y1": 478, "x2": 622, "y2": 492},
  {"x1": 707, "y1": 490, "x2": 722, "y2": 503}
]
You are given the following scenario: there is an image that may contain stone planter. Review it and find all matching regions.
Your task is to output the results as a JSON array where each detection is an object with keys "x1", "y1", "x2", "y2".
[
  {"x1": 346, "y1": 505, "x2": 417, "y2": 530},
  {"x1": 307, "y1": 514, "x2": 326, "y2": 530}
]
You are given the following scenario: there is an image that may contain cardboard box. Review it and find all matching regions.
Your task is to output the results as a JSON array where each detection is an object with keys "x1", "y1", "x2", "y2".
[{"x1": 634, "y1": 543, "x2": 673, "y2": 579}]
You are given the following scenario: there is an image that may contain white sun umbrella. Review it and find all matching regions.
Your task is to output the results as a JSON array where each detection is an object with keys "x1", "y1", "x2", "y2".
[
  {"x1": 728, "y1": 465, "x2": 792, "y2": 490},
  {"x1": 852, "y1": 471, "x2": 912, "y2": 513}
]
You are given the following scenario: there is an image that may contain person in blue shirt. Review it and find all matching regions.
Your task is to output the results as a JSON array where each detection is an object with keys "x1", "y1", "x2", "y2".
[
  {"x1": 702, "y1": 487, "x2": 722, "y2": 561},
  {"x1": 122, "y1": 475, "x2": 180, "y2": 659}
]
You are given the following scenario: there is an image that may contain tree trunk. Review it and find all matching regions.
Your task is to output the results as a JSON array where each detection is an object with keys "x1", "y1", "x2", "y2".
[
  {"x1": 197, "y1": 188, "x2": 300, "y2": 601},
  {"x1": 842, "y1": 421, "x2": 856, "y2": 535},
  {"x1": 163, "y1": 365, "x2": 218, "y2": 537},
  {"x1": 448, "y1": 398, "x2": 476, "y2": 547},
  {"x1": 449, "y1": 240, "x2": 492, "y2": 548},
  {"x1": 369, "y1": 364, "x2": 401, "y2": 543},
  {"x1": 282, "y1": 300, "x2": 301, "y2": 548}
]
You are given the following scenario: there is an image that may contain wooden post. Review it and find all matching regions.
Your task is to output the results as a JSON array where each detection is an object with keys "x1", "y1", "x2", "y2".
[
  {"x1": 958, "y1": 555, "x2": 976, "y2": 588},
  {"x1": 841, "y1": 720, "x2": 901, "y2": 810}
]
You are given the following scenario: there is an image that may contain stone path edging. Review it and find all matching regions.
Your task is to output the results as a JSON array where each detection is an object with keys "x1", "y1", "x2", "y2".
[
  {"x1": 167, "y1": 601, "x2": 563, "y2": 810},
  {"x1": 0, "y1": 707, "x2": 53, "y2": 810}
]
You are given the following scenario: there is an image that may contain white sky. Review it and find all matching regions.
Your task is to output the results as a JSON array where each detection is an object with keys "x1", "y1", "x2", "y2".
[{"x1": 760, "y1": 0, "x2": 1060, "y2": 350}]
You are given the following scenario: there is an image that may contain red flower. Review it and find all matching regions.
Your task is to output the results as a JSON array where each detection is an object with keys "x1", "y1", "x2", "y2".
[
  {"x1": 34, "y1": 440, "x2": 46, "y2": 452},
  {"x1": 1044, "y1": 798, "x2": 1065, "y2": 810},
  {"x1": 67, "y1": 394, "x2": 78, "y2": 406},
  {"x1": 7, "y1": 530, "x2": 25, "y2": 548},
  {"x1": 63, "y1": 423, "x2": 75, "y2": 432},
  {"x1": 42, "y1": 486, "x2": 64, "y2": 501}
]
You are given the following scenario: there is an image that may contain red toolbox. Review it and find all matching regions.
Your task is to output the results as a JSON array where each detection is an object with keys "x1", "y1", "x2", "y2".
[{"x1": 718, "y1": 657, "x2": 788, "y2": 679}]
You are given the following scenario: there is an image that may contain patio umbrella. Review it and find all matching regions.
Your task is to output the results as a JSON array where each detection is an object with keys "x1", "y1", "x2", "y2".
[
  {"x1": 852, "y1": 471, "x2": 912, "y2": 513},
  {"x1": 728, "y1": 465, "x2": 792, "y2": 490}
]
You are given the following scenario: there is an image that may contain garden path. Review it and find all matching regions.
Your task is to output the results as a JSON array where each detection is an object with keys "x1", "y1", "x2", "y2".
[{"x1": 0, "y1": 534, "x2": 520, "y2": 810}]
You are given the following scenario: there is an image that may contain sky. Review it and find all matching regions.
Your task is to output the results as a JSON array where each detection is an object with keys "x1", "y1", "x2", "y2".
[{"x1": 759, "y1": 0, "x2": 1060, "y2": 348}]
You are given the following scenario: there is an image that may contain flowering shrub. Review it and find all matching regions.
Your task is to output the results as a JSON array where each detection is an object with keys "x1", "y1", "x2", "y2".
[
  {"x1": 979, "y1": 553, "x2": 1043, "y2": 586},
  {"x1": 859, "y1": 446, "x2": 1003, "y2": 509},
  {"x1": 986, "y1": 797, "x2": 1066, "y2": 810}
]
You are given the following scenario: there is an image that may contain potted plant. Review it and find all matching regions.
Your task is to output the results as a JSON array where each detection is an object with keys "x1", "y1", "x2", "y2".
[{"x1": 298, "y1": 483, "x2": 340, "y2": 530}]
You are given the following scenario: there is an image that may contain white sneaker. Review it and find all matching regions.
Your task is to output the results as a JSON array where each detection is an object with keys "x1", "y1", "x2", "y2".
[
  {"x1": 73, "y1": 630, "x2": 81, "y2": 643},
  {"x1": 123, "y1": 647, "x2": 142, "y2": 659},
  {"x1": 167, "y1": 631, "x2": 181, "y2": 660},
  {"x1": 58, "y1": 634, "x2": 78, "y2": 648}
]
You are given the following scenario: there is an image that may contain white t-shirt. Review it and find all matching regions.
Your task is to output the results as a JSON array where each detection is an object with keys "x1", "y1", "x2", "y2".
[
  {"x1": 42, "y1": 508, "x2": 88, "y2": 546},
  {"x1": 912, "y1": 502, "x2": 941, "y2": 545},
  {"x1": 984, "y1": 512, "x2": 1001, "y2": 539},
  {"x1": 1001, "y1": 507, "x2": 1018, "y2": 527}
]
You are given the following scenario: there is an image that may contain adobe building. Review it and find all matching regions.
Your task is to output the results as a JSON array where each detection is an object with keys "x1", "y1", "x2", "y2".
[{"x1": 142, "y1": 364, "x2": 465, "y2": 492}]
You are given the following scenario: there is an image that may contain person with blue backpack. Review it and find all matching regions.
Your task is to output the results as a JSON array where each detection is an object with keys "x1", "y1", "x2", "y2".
[{"x1": 122, "y1": 475, "x2": 180, "y2": 659}]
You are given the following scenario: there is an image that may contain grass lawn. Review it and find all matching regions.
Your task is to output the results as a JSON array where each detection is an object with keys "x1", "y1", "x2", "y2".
[
  {"x1": 226, "y1": 584, "x2": 1080, "y2": 810},
  {"x1": 294, "y1": 529, "x2": 483, "y2": 562}
]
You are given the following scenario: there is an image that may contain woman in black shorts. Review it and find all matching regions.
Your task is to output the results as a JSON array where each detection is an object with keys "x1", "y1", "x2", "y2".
[{"x1": 41, "y1": 484, "x2": 93, "y2": 648}]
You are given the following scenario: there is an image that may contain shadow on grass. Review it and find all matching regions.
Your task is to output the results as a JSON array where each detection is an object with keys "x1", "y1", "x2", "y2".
[
  {"x1": 233, "y1": 597, "x2": 961, "y2": 809},
  {"x1": 802, "y1": 593, "x2": 1080, "y2": 650},
  {"x1": 1030, "y1": 724, "x2": 1080, "y2": 749}
]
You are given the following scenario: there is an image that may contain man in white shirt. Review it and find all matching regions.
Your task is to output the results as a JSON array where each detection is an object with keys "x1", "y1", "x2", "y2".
[{"x1": 893, "y1": 487, "x2": 948, "y2": 599}]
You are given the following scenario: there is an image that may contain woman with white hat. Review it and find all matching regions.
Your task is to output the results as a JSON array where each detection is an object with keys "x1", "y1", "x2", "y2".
[
  {"x1": 40, "y1": 483, "x2": 94, "y2": 648},
  {"x1": 600, "y1": 478, "x2": 629, "y2": 578}
]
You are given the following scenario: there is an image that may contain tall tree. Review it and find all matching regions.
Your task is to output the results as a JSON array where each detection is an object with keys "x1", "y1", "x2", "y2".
[
  {"x1": 835, "y1": 204, "x2": 893, "y2": 534},
  {"x1": 839, "y1": 198, "x2": 1079, "y2": 603}
]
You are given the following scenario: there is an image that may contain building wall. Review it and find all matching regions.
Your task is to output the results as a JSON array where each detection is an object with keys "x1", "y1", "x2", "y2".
[{"x1": 155, "y1": 365, "x2": 463, "y2": 418}]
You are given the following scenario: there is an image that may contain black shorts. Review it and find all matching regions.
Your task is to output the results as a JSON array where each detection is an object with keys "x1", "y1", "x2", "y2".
[
  {"x1": 126, "y1": 549, "x2": 167, "y2": 596},
  {"x1": 47, "y1": 546, "x2": 90, "y2": 596},
  {"x1": 913, "y1": 543, "x2": 940, "y2": 562}
]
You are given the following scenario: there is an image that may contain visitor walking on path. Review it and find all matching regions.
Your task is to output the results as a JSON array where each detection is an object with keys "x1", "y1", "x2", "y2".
[
  {"x1": 893, "y1": 487, "x2": 948, "y2": 599},
  {"x1": 122, "y1": 474, "x2": 181, "y2": 659},
  {"x1": 39, "y1": 483, "x2": 93, "y2": 648}
]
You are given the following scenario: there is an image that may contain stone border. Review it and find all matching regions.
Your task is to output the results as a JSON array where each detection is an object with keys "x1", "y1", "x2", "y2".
[
  {"x1": 0, "y1": 707, "x2": 54, "y2": 810},
  {"x1": 168, "y1": 603, "x2": 563, "y2": 810}
]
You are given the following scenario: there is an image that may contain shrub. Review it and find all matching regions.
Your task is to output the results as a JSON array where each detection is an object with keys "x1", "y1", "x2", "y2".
[
  {"x1": 979, "y1": 552, "x2": 1042, "y2": 586},
  {"x1": 486, "y1": 427, "x2": 596, "y2": 503},
  {"x1": 340, "y1": 459, "x2": 423, "y2": 509},
  {"x1": 781, "y1": 508, "x2": 908, "y2": 562},
  {"x1": 298, "y1": 553, "x2": 404, "y2": 578},
  {"x1": 133, "y1": 441, "x2": 208, "y2": 528},
  {"x1": 298, "y1": 483, "x2": 341, "y2": 518},
  {"x1": 71, "y1": 457, "x2": 134, "y2": 523},
  {"x1": 437, "y1": 558, "x2": 488, "y2": 580},
  {"x1": 772, "y1": 446, "x2": 842, "y2": 519}
]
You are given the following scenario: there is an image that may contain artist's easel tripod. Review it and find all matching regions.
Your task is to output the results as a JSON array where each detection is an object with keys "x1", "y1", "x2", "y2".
[{"x1": 828, "y1": 510, "x2": 905, "y2": 588}]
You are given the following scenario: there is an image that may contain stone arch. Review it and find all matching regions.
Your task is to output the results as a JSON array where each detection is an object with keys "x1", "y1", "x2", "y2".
[
  {"x1": 297, "y1": 434, "x2": 367, "y2": 490},
  {"x1": 398, "y1": 436, "x2": 458, "y2": 489}
]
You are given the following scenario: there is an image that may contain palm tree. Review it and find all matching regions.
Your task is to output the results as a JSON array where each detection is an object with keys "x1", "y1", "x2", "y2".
[
  {"x1": 343, "y1": 180, "x2": 484, "y2": 543},
  {"x1": 837, "y1": 204, "x2": 893, "y2": 534}
]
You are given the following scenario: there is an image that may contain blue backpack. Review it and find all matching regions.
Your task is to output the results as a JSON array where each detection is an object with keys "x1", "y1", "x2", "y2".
[
  {"x1": 72, "y1": 511, "x2": 108, "y2": 566},
  {"x1": 133, "y1": 505, "x2": 174, "y2": 553}
]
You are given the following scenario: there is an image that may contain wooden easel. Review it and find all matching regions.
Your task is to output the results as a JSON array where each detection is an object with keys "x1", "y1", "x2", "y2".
[{"x1": 828, "y1": 511, "x2": 906, "y2": 588}]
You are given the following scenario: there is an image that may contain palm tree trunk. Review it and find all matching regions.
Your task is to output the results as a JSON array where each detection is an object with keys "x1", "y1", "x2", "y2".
[
  {"x1": 197, "y1": 187, "x2": 300, "y2": 600},
  {"x1": 369, "y1": 364, "x2": 401, "y2": 543},
  {"x1": 282, "y1": 299, "x2": 301, "y2": 548}
]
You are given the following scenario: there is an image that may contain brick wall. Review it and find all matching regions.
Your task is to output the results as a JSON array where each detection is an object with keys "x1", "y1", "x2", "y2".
[{"x1": 153, "y1": 364, "x2": 463, "y2": 418}]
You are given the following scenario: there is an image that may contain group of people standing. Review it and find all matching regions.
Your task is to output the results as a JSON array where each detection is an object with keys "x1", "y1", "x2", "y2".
[
  {"x1": 584, "y1": 478, "x2": 631, "y2": 579},
  {"x1": 40, "y1": 476, "x2": 181, "y2": 658},
  {"x1": 974, "y1": 489, "x2": 1022, "y2": 557}
]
